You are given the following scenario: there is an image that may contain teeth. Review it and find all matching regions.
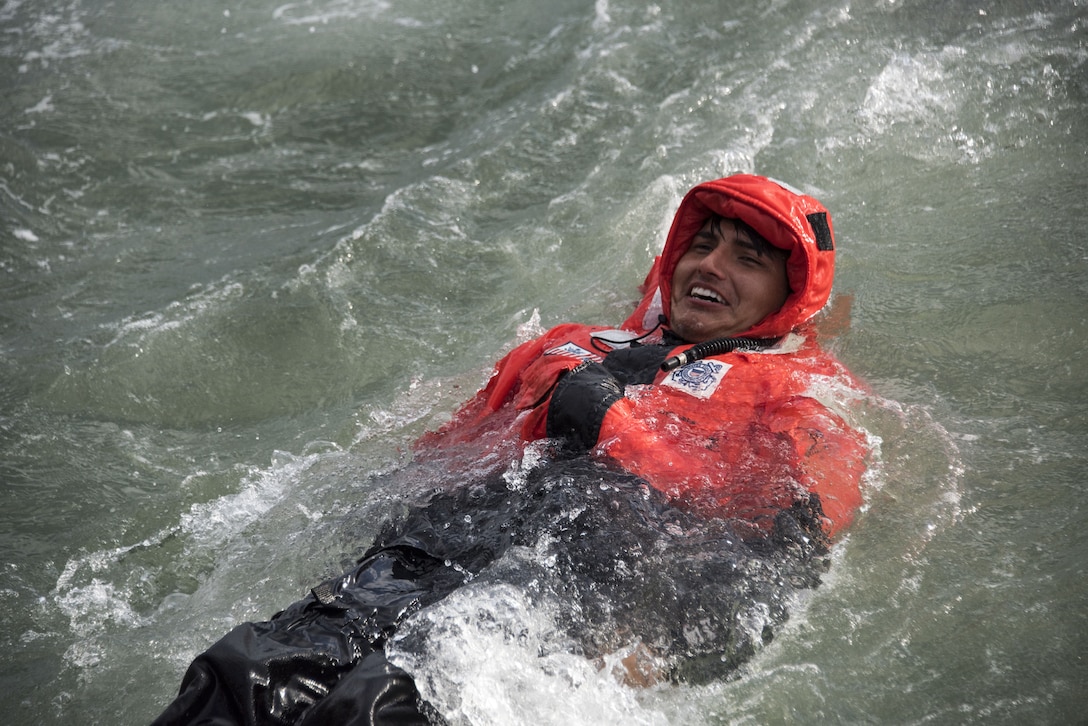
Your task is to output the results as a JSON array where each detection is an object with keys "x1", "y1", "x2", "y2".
[{"x1": 691, "y1": 286, "x2": 725, "y2": 304}]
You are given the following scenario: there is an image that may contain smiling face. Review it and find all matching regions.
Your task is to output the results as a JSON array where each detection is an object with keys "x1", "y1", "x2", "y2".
[{"x1": 668, "y1": 217, "x2": 791, "y2": 343}]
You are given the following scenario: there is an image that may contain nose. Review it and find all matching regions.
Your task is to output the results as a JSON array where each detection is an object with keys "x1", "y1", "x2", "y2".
[{"x1": 695, "y1": 244, "x2": 730, "y2": 279}]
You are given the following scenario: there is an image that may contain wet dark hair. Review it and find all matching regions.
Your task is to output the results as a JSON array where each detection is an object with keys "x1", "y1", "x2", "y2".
[{"x1": 706, "y1": 215, "x2": 789, "y2": 261}]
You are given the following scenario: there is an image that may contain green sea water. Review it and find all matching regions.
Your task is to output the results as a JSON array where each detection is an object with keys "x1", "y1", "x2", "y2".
[{"x1": 1, "y1": 0, "x2": 1086, "y2": 722}]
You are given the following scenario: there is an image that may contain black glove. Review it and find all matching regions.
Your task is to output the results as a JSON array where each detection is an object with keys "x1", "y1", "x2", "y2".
[
  {"x1": 545, "y1": 362, "x2": 625, "y2": 451},
  {"x1": 601, "y1": 343, "x2": 675, "y2": 385}
]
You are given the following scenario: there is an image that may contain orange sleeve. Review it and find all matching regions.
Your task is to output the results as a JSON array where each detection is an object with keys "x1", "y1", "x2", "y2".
[
  {"x1": 763, "y1": 395, "x2": 868, "y2": 537},
  {"x1": 414, "y1": 324, "x2": 600, "y2": 455}
]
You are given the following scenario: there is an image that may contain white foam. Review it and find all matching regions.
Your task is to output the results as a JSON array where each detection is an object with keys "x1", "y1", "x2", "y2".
[
  {"x1": 271, "y1": 0, "x2": 391, "y2": 27},
  {"x1": 101, "y1": 280, "x2": 245, "y2": 348},
  {"x1": 178, "y1": 450, "x2": 316, "y2": 543},
  {"x1": 859, "y1": 51, "x2": 959, "y2": 135},
  {"x1": 54, "y1": 578, "x2": 144, "y2": 638},
  {"x1": 389, "y1": 580, "x2": 676, "y2": 726},
  {"x1": 24, "y1": 94, "x2": 54, "y2": 114}
]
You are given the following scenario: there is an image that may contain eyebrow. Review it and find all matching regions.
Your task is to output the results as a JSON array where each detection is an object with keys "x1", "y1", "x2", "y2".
[
  {"x1": 734, "y1": 235, "x2": 767, "y2": 256},
  {"x1": 702, "y1": 216, "x2": 783, "y2": 260}
]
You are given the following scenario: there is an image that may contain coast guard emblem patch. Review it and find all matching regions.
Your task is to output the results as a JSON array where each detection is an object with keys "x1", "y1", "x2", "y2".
[{"x1": 662, "y1": 360, "x2": 729, "y2": 399}]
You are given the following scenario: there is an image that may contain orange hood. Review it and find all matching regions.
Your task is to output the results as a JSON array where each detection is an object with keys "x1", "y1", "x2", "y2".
[{"x1": 624, "y1": 174, "x2": 837, "y2": 340}]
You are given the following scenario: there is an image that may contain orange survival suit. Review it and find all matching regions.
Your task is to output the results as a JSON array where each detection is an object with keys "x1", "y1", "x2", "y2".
[
  {"x1": 420, "y1": 174, "x2": 869, "y2": 538},
  {"x1": 151, "y1": 175, "x2": 871, "y2": 726}
]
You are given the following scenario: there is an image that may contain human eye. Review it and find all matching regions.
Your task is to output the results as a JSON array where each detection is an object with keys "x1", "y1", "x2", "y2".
[
  {"x1": 690, "y1": 232, "x2": 716, "y2": 252},
  {"x1": 734, "y1": 241, "x2": 768, "y2": 267}
]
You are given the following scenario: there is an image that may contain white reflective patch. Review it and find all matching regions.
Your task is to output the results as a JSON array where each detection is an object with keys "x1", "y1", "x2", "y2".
[
  {"x1": 589, "y1": 329, "x2": 640, "y2": 350},
  {"x1": 766, "y1": 176, "x2": 806, "y2": 197},
  {"x1": 662, "y1": 359, "x2": 730, "y2": 399},
  {"x1": 760, "y1": 332, "x2": 805, "y2": 354},
  {"x1": 641, "y1": 288, "x2": 663, "y2": 331},
  {"x1": 544, "y1": 341, "x2": 601, "y2": 362}
]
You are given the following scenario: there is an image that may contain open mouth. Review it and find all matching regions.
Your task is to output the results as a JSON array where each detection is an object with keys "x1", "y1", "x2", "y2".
[{"x1": 690, "y1": 286, "x2": 727, "y2": 305}]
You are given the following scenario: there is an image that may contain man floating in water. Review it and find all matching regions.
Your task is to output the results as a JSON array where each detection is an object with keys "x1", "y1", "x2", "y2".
[{"x1": 153, "y1": 174, "x2": 870, "y2": 725}]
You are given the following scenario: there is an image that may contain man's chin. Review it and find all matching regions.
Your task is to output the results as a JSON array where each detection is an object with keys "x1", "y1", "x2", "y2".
[{"x1": 671, "y1": 311, "x2": 741, "y2": 343}]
